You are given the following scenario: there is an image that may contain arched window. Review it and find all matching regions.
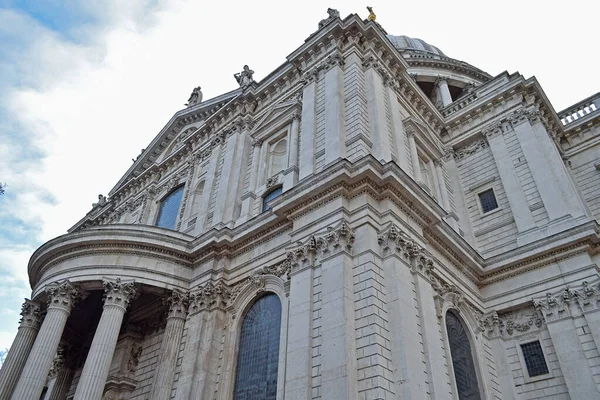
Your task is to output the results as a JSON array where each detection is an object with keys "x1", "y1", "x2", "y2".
[
  {"x1": 233, "y1": 294, "x2": 281, "y2": 400},
  {"x1": 155, "y1": 186, "x2": 184, "y2": 230},
  {"x1": 446, "y1": 311, "x2": 481, "y2": 400},
  {"x1": 262, "y1": 186, "x2": 282, "y2": 212}
]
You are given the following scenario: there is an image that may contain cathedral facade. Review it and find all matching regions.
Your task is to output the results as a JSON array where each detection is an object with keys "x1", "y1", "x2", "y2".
[{"x1": 2, "y1": 10, "x2": 600, "y2": 400}]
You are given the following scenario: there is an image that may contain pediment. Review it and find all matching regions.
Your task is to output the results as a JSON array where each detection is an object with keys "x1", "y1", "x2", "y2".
[{"x1": 251, "y1": 99, "x2": 300, "y2": 135}]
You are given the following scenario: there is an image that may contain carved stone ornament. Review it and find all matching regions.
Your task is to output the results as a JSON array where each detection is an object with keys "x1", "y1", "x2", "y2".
[
  {"x1": 46, "y1": 280, "x2": 83, "y2": 312},
  {"x1": 253, "y1": 259, "x2": 292, "y2": 281},
  {"x1": 48, "y1": 350, "x2": 65, "y2": 379},
  {"x1": 266, "y1": 175, "x2": 279, "y2": 189},
  {"x1": 164, "y1": 289, "x2": 189, "y2": 319},
  {"x1": 453, "y1": 138, "x2": 488, "y2": 161},
  {"x1": 478, "y1": 311, "x2": 503, "y2": 338},
  {"x1": 480, "y1": 305, "x2": 544, "y2": 338},
  {"x1": 481, "y1": 121, "x2": 504, "y2": 138},
  {"x1": 431, "y1": 276, "x2": 464, "y2": 318},
  {"x1": 534, "y1": 281, "x2": 600, "y2": 322},
  {"x1": 285, "y1": 220, "x2": 356, "y2": 272},
  {"x1": 318, "y1": 8, "x2": 340, "y2": 29},
  {"x1": 19, "y1": 299, "x2": 43, "y2": 329},
  {"x1": 92, "y1": 194, "x2": 108, "y2": 209},
  {"x1": 127, "y1": 345, "x2": 143, "y2": 372},
  {"x1": 190, "y1": 281, "x2": 233, "y2": 312},
  {"x1": 377, "y1": 224, "x2": 434, "y2": 276},
  {"x1": 103, "y1": 278, "x2": 139, "y2": 309}
]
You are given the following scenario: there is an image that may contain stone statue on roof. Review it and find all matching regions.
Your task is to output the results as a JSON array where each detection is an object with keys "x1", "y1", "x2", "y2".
[
  {"x1": 185, "y1": 86, "x2": 202, "y2": 107},
  {"x1": 234, "y1": 65, "x2": 255, "y2": 89},
  {"x1": 92, "y1": 194, "x2": 107, "y2": 208},
  {"x1": 318, "y1": 8, "x2": 340, "y2": 29}
]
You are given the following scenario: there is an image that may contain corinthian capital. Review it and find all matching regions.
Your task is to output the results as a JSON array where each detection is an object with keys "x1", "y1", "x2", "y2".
[
  {"x1": 46, "y1": 281, "x2": 83, "y2": 313},
  {"x1": 102, "y1": 278, "x2": 138, "y2": 309},
  {"x1": 164, "y1": 289, "x2": 189, "y2": 319},
  {"x1": 19, "y1": 299, "x2": 43, "y2": 329}
]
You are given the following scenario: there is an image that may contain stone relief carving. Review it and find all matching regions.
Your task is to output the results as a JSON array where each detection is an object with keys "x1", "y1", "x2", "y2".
[
  {"x1": 534, "y1": 280, "x2": 600, "y2": 322},
  {"x1": 234, "y1": 65, "x2": 255, "y2": 89},
  {"x1": 318, "y1": 8, "x2": 340, "y2": 28},
  {"x1": 266, "y1": 175, "x2": 279, "y2": 188},
  {"x1": 185, "y1": 86, "x2": 202, "y2": 107},
  {"x1": 286, "y1": 220, "x2": 356, "y2": 271},
  {"x1": 453, "y1": 138, "x2": 488, "y2": 161},
  {"x1": 127, "y1": 345, "x2": 143, "y2": 372},
  {"x1": 190, "y1": 282, "x2": 233, "y2": 312},
  {"x1": 479, "y1": 305, "x2": 544, "y2": 339}
]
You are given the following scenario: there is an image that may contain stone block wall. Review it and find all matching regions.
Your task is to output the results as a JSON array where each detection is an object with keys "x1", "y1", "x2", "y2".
[{"x1": 130, "y1": 330, "x2": 164, "y2": 400}]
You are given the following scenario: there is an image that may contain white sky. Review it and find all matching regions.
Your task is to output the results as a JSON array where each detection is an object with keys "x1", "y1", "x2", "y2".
[{"x1": 0, "y1": 0, "x2": 598, "y2": 350}]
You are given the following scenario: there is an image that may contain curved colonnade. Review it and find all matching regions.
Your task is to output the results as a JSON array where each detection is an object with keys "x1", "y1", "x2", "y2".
[{"x1": 1, "y1": 224, "x2": 283, "y2": 400}]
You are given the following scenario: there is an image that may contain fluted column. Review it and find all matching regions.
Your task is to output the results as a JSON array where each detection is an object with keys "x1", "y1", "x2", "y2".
[
  {"x1": 149, "y1": 289, "x2": 189, "y2": 400},
  {"x1": 11, "y1": 281, "x2": 81, "y2": 400},
  {"x1": 407, "y1": 130, "x2": 422, "y2": 182},
  {"x1": 74, "y1": 279, "x2": 137, "y2": 400},
  {"x1": 46, "y1": 350, "x2": 75, "y2": 400},
  {"x1": 0, "y1": 300, "x2": 42, "y2": 400},
  {"x1": 435, "y1": 77, "x2": 452, "y2": 108}
]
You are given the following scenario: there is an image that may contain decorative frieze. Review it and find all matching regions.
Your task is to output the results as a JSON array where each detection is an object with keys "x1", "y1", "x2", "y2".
[
  {"x1": 534, "y1": 280, "x2": 600, "y2": 322},
  {"x1": 453, "y1": 138, "x2": 488, "y2": 161},
  {"x1": 479, "y1": 305, "x2": 544, "y2": 339}
]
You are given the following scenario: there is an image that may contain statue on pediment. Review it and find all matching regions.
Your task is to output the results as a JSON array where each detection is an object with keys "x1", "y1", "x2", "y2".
[
  {"x1": 234, "y1": 65, "x2": 255, "y2": 89},
  {"x1": 186, "y1": 86, "x2": 202, "y2": 107},
  {"x1": 93, "y1": 194, "x2": 107, "y2": 208},
  {"x1": 318, "y1": 8, "x2": 340, "y2": 29}
]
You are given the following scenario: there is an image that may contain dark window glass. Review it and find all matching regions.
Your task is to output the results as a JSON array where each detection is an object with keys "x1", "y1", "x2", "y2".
[
  {"x1": 262, "y1": 186, "x2": 283, "y2": 212},
  {"x1": 233, "y1": 294, "x2": 281, "y2": 400},
  {"x1": 521, "y1": 341, "x2": 549, "y2": 377},
  {"x1": 155, "y1": 186, "x2": 184, "y2": 230},
  {"x1": 446, "y1": 311, "x2": 481, "y2": 400},
  {"x1": 478, "y1": 188, "x2": 498, "y2": 213}
]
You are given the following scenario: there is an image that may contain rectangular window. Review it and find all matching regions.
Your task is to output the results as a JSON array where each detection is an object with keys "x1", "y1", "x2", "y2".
[
  {"x1": 478, "y1": 188, "x2": 498, "y2": 213},
  {"x1": 521, "y1": 341, "x2": 549, "y2": 377}
]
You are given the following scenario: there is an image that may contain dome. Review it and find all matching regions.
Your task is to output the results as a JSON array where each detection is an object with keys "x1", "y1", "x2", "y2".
[{"x1": 387, "y1": 35, "x2": 446, "y2": 57}]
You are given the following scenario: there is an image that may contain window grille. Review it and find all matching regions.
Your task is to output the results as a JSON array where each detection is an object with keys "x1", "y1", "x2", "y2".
[
  {"x1": 446, "y1": 311, "x2": 481, "y2": 400},
  {"x1": 478, "y1": 188, "x2": 498, "y2": 213},
  {"x1": 521, "y1": 341, "x2": 549, "y2": 377},
  {"x1": 155, "y1": 186, "x2": 184, "y2": 230},
  {"x1": 262, "y1": 186, "x2": 283, "y2": 212},
  {"x1": 233, "y1": 294, "x2": 281, "y2": 400}
]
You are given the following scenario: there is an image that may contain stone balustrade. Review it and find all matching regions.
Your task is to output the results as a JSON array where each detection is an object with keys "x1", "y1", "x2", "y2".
[{"x1": 559, "y1": 92, "x2": 600, "y2": 125}]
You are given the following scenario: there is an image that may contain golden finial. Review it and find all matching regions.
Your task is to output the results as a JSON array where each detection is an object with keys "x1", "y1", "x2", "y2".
[{"x1": 367, "y1": 6, "x2": 376, "y2": 21}]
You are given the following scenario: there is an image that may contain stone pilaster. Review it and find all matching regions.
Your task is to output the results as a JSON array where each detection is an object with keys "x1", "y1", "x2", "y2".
[
  {"x1": 534, "y1": 288, "x2": 599, "y2": 398},
  {"x1": 283, "y1": 113, "x2": 300, "y2": 191},
  {"x1": 299, "y1": 71, "x2": 317, "y2": 180},
  {"x1": 11, "y1": 281, "x2": 81, "y2": 400},
  {"x1": 0, "y1": 300, "x2": 42, "y2": 400},
  {"x1": 407, "y1": 129, "x2": 422, "y2": 182},
  {"x1": 323, "y1": 57, "x2": 346, "y2": 166},
  {"x1": 149, "y1": 289, "x2": 189, "y2": 400},
  {"x1": 73, "y1": 278, "x2": 138, "y2": 400},
  {"x1": 483, "y1": 123, "x2": 539, "y2": 244}
]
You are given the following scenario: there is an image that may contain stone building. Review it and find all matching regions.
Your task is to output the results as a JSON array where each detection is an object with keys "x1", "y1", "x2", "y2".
[{"x1": 2, "y1": 9, "x2": 600, "y2": 400}]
